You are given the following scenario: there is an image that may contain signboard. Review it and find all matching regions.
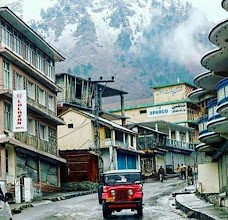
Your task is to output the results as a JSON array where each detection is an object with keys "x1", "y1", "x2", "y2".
[
  {"x1": 13, "y1": 90, "x2": 27, "y2": 132},
  {"x1": 147, "y1": 103, "x2": 186, "y2": 118}
]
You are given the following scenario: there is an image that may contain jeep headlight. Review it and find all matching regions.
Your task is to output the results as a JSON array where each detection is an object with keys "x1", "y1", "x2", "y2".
[
  {"x1": 128, "y1": 189, "x2": 133, "y2": 196},
  {"x1": 111, "y1": 189, "x2": 116, "y2": 196}
]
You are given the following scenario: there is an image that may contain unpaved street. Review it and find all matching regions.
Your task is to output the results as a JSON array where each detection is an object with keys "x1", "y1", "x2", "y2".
[{"x1": 14, "y1": 178, "x2": 196, "y2": 220}]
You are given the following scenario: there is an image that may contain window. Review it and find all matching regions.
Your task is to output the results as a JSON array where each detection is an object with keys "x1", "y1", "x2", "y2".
[
  {"x1": 47, "y1": 59, "x2": 54, "y2": 81},
  {"x1": 1, "y1": 21, "x2": 11, "y2": 47},
  {"x1": 37, "y1": 50, "x2": 45, "y2": 73},
  {"x1": 15, "y1": 73, "x2": 24, "y2": 90},
  {"x1": 3, "y1": 60, "x2": 11, "y2": 89},
  {"x1": 27, "y1": 81, "x2": 35, "y2": 100},
  {"x1": 48, "y1": 95, "x2": 55, "y2": 112},
  {"x1": 48, "y1": 127, "x2": 56, "y2": 144},
  {"x1": 140, "y1": 109, "x2": 147, "y2": 114},
  {"x1": 38, "y1": 88, "x2": 46, "y2": 106},
  {"x1": 4, "y1": 102, "x2": 12, "y2": 131},
  {"x1": 28, "y1": 118, "x2": 35, "y2": 136},
  {"x1": 13, "y1": 31, "x2": 22, "y2": 56},
  {"x1": 25, "y1": 41, "x2": 35, "y2": 65},
  {"x1": 39, "y1": 124, "x2": 48, "y2": 140},
  {"x1": 105, "y1": 128, "x2": 111, "y2": 139},
  {"x1": 68, "y1": 123, "x2": 73, "y2": 128}
]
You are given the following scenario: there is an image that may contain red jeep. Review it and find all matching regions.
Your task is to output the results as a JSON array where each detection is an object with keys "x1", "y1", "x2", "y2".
[{"x1": 98, "y1": 169, "x2": 143, "y2": 218}]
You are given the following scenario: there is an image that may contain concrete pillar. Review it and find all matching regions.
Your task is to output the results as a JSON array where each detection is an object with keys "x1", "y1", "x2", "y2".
[
  {"x1": 168, "y1": 129, "x2": 172, "y2": 139},
  {"x1": 186, "y1": 131, "x2": 190, "y2": 143},
  {"x1": 176, "y1": 130, "x2": 180, "y2": 141}
]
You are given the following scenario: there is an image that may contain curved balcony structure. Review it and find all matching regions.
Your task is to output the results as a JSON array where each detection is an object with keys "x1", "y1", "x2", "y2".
[
  {"x1": 198, "y1": 115, "x2": 224, "y2": 144},
  {"x1": 195, "y1": 142, "x2": 213, "y2": 153},
  {"x1": 207, "y1": 98, "x2": 228, "y2": 133},
  {"x1": 209, "y1": 19, "x2": 228, "y2": 48},
  {"x1": 222, "y1": 0, "x2": 228, "y2": 12},
  {"x1": 201, "y1": 48, "x2": 228, "y2": 75},
  {"x1": 194, "y1": 71, "x2": 223, "y2": 92},
  {"x1": 216, "y1": 78, "x2": 228, "y2": 117},
  {"x1": 188, "y1": 88, "x2": 215, "y2": 104},
  {"x1": 201, "y1": 17, "x2": 228, "y2": 76}
]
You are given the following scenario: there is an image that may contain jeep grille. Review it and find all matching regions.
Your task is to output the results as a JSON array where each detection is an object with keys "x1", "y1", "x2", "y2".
[{"x1": 115, "y1": 189, "x2": 128, "y2": 201}]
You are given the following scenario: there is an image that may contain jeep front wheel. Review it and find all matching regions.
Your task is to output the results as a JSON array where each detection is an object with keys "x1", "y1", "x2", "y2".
[
  {"x1": 102, "y1": 203, "x2": 110, "y2": 219},
  {"x1": 137, "y1": 201, "x2": 143, "y2": 217}
]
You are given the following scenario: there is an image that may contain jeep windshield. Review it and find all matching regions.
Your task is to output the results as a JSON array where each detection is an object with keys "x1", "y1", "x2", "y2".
[{"x1": 104, "y1": 172, "x2": 141, "y2": 185}]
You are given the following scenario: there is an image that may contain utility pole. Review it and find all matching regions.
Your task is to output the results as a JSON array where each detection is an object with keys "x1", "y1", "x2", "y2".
[{"x1": 89, "y1": 76, "x2": 114, "y2": 179}]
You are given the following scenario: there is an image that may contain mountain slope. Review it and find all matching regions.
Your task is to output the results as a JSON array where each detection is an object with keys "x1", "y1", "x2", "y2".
[{"x1": 2, "y1": 0, "x2": 215, "y2": 101}]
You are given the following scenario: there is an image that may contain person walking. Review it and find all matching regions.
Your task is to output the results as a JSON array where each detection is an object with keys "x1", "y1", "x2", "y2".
[
  {"x1": 158, "y1": 166, "x2": 165, "y2": 182},
  {"x1": 180, "y1": 164, "x2": 186, "y2": 180},
  {"x1": 187, "y1": 165, "x2": 194, "y2": 185},
  {"x1": 176, "y1": 164, "x2": 181, "y2": 179}
]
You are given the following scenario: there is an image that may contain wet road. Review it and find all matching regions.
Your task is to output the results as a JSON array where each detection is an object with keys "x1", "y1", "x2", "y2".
[{"x1": 13, "y1": 178, "x2": 196, "y2": 220}]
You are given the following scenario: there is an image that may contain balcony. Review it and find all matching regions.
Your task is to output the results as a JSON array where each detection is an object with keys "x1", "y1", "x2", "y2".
[
  {"x1": 198, "y1": 115, "x2": 224, "y2": 144},
  {"x1": 194, "y1": 71, "x2": 223, "y2": 92},
  {"x1": 222, "y1": 0, "x2": 228, "y2": 11},
  {"x1": 14, "y1": 132, "x2": 57, "y2": 155},
  {"x1": 99, "y1": 139, "x2": 134, "y2": 149},
  {"x1": 207, "y1": 98, "x2": 228, "y2": 133},
  {"x1": 195, "y1": 143, "x2": 212, "y2": 152},
  {"x1": 201, "y1": 48, "x2": 228, "y2": 74},
  {"x1": 166, "y1": 138, "x2": 195, "y2": 150},
  {"x1": 216, "y1": 78, "x2": 228, "y2": 117}
]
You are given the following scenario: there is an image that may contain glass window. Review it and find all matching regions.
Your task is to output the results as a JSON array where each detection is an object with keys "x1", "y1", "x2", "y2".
[
  {"x1": 13, "y1": 31, "x2": 22, "y2": 56},
  {"x1": 4, "y1": 102, "x2": 12, "y2": 131},
  {"x1": 3, "y1": 60, "x2": 11, "y2": 89},
  {"x1": 37, "y1": 50, "x2": 45, "y2": 73},
  {"x1": 217, "y1": 88, "x2": 225, "y2": 103},
  {"x1": 39, "y1": 124, "x2": 48, "y2": 140},
  {"x1": 48, "y1": 95, "x2": 55, "y2": 112},
  {"x1": 25, "y1": 41, "x2": 35, "y2": 65},
  {"x1": 48, "y1": 127, "x2": 56, "y2": 144},
  {"x1": 38, "y1": 88, "x2": 46, "y2": 106},
  {"x1": 27, "y1": 81, "x2": 35, "y2": 100},
  {"x1": 105, "y1": 128, "x2": 111, "y2": 139},
  {"x1": 28, "y1": 118, "x2": 35, "y2": 136},
  {"x1": 15, "y1": 73, "x2": 24, "y2": 90},
  {"x1": 47, "y1": 59, "x2": 54, "y2": 81},
  {"x1": 225, "y1": 86, "x2": 228, "y2": 98},
  {"x1": 1, "y1": 21, "x2": 11, "y2": 47}
]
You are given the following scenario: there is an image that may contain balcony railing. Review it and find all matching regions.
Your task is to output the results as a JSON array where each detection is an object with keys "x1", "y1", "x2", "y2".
[
  {"x1": 166, "y1": 138, "x2": 195, "y2": 150},
  {"x1": 14, "y1": 132, "x2": 57, "y2": 155}
]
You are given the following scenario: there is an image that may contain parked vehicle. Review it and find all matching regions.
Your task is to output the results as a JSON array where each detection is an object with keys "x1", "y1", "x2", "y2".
[
  {"x1": 98, "y1": 169, "x2": 143, "y2": 218},
  {"x1": 0, "y1": 187, "x2": 13, "y2": 220}
]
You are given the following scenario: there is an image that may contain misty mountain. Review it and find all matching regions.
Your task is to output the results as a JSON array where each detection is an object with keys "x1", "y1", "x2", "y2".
[{"x1": 4, "y1": 0, "x2": 215, "y2": 101}]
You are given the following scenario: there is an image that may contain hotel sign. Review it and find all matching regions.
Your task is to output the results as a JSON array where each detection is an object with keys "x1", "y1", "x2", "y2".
[
  {"x1": 147, "y1": 103, "x2": 186, "y2": 118},
  {"x1": 13, "y1": 90, "x2": 27, "y2": 132}
]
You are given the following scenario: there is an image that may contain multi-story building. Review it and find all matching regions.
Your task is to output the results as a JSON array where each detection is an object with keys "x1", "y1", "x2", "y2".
[
  {"x1": 0, "y1": 7, "x2": 66, "y2": 198},
  {"x1": 188, "y1": 0, "x2": 228, "y2": 207},
  {"x1": 58, "y1": 108, "x2": 142, "y2": 183},
  {"x1": 106, "y1": 82, "x2": 198, "y2": 172},
  {"x1": 56, "y1": 73, "x2": 142, "y2": 183}
]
